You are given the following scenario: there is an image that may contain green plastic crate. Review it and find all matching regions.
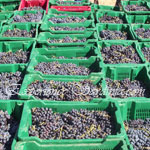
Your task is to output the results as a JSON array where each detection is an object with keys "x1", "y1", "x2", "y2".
[
  {"x1": 104, "y1": 66, "x2": 150, "y2": 101},
  {"x1": 121, "y1": 1, "x2": 150, "y2": 14},
  {"x1": 45, "y1": 11, "x2": 94, "y2": 27},
  {"x1": 99, "y1": 5, "x2": 121, "y2": 11},
  {"x1": 105, "y1": 65, "x2": 150, "y2": 102},
  {"x1": 126, "y1": 14, "x2": 150, "y2": 24},
  {"x1": 104, "y1": 65, "x2": 149, "y2": 82},
  {"x1": 48, "y1": 9, "x2": 94, "y2": 18},
  {"x1": 90, "y1": 4, "x2": 97, "y2": 12},
  {"x1": 8, "y1": 10, "x2": 45, "y2": 24},
  {"x1": 14, "y1": 139, "x2": 128, "y2": 150},
  {"x1": 0, "y1": 63, "x2": 26, "y2": 73},
  {"x1": 41, "y1": 20, "x2": 95, "y2": 31},
  {"x1": 96, "y1": 10, "x2": 127, "y2": 24},
  {"x1": 19, "y1": 73, "x2": 106, "y2": 101},
  {"x1": 119, "y1": 100, "x2": 150, "y2": 150},
  {"x1": 0, "y1": 64, "x2": 26, "y2": 100},
  {"x1": 0, "y1": 12, "x2": 12, "y2": 31},
  {"x1": 0, "y1": 100, "x2": 24, "y2": 150},
  {"x1": 137, "y1": 42, "x2": 150, "y2": 63},
  {"x1": 31, "y1": 44, "x2": 98, "y2": 58},
  {"x1": 96, "y1": 23, "x2": 134, "y2": 41},
  {"x1": 17, "y1": 100, "x2": 126, "y2": 144},
  {"x1": 0, "y1": 23, "x2": 39, "y2": 41},
  {"x1": 131, "y1": 24, "x2": 150, "y2": 42},
  {"x1": 0, "y1": 1, "x2": 19, "y2": 12},
  {"x1": 40, "y1": 22, "x2": 95, "y2": 34},
  {"x1": 12, "y1": 137, "x2": 17, "y2": 150},
  {"x1": 0, "y1": 41, "x2": 35, "y2": 65},
  {"x1": 37, "y1": 31, "x2": 97, "y2": 47},
  {"x1": 96, "y1": 41, "x2": 146, "y2": 66},
  {"x1": 35, "y1": 43, "x2": 95, "y2": 49},
  {"x1": 0, "y1": 21, "x2": 3, "y2": 31},
  {"x1": 47, "y1": 13, "x2": 94, "y2": 22},
  {"x1": 27, "y1": 55, "x2": 101, "y2": 77},
  {"x1": 0, "y1": 12, "x2": 13, "y2": 22},
  {"x1": 49, "y1": 0, "x2": 90, "y2": 6},
  {"x1": 0, "y1": 64, "x2": 26, "y2": 85}
]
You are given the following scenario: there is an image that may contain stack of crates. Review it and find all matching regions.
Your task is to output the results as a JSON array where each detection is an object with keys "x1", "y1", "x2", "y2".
[
  {"x1": 1, "y1": 0, "x2": 150, "y2": 149},
  {"x1": 0, "y1": 0, "x2": 128, "y2": 149},
  {"x1": 95, "y1": 0, "x2": 150, "y2": 150}
]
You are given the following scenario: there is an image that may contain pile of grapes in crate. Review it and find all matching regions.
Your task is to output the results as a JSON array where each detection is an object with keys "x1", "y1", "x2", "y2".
[{"x1": 1, "y1": 0, "x2": 150, "y2": 149}]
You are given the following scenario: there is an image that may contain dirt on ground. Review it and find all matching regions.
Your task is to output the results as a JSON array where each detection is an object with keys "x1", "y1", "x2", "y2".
[
  {"x1": 90, "y1": 0, "x2": 121, "y2": 6},
  {"x1": 98, "y1": 0, "x2": 117, "y2": 6}
]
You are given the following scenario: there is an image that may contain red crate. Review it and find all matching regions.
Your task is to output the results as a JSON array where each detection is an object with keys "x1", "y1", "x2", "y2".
[
  {"x1": 19, "y1": 0, "x2": 49, "y2": 14},
  {"x1": 51, "y1": 6, "x2": 91, "y2": 12}
]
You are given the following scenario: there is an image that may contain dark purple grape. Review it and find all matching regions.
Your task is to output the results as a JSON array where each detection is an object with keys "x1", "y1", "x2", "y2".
[
  {"x1": 27, "y1": 80, "x2": 103, "y2": 101},
  {"x1": 0, "y1": 50, "x2": 29, "y2": 64},
  {"x1": 51, "y1": 56, "x2": 88, "y2": 59},
  {"x1": 141, "y1": 47, "x2": 150, "y2": 62},
  {"x1": 29, "y1": 108, "x2": 115, "y2": 140},
  {"x1": 101, "y1": 45, "x2": 142, "y2": 64},
  {"x1": 34, "y1": 61, "x2": 90, "y2": 75},
  {"x1": 106, "y1": 78, "x2": 150, "y2": 98},
  {"x1": 56, "y1": 1, "x2": 81, "y2": 5},
  {"x1": 100, "y1": 30, "x2": 128, "y2": 40},
  {"x1": 51, "y1": 26, "x2": 85, "y2": 31},
  {"x1": 48, "y1": 36, "x2": 86, "y2": 43},
  {"x1": 22, "y1": 6, "x2": 43, "y2": 11},
  {"x1": 125, "y1": 4, "x2": 149, "y2": 11},
  {"x1": 99, "y1": 14, "x2": 123, "y2": 24},
  {"x1": 0, "y1": 72, "x2": 24, "y2": 100},
  {"x1": 135, "y1": 28, "x2": 150, "y2": 39},
  {"x1": 13, "y1": 11, "x2": 43, "y2": 22},
  {"x1": 3, "y1": 28, "x2": 36, "y2": 38},
  {"x1": 48, "y1": 16, "x2": 86, "y2": 23},
  {"x1": 0, "y1": 110, "x2": 19, "y2": 150},
  {"x1": 125, "y1": 118, "x2": 150, "y2": 150}
]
